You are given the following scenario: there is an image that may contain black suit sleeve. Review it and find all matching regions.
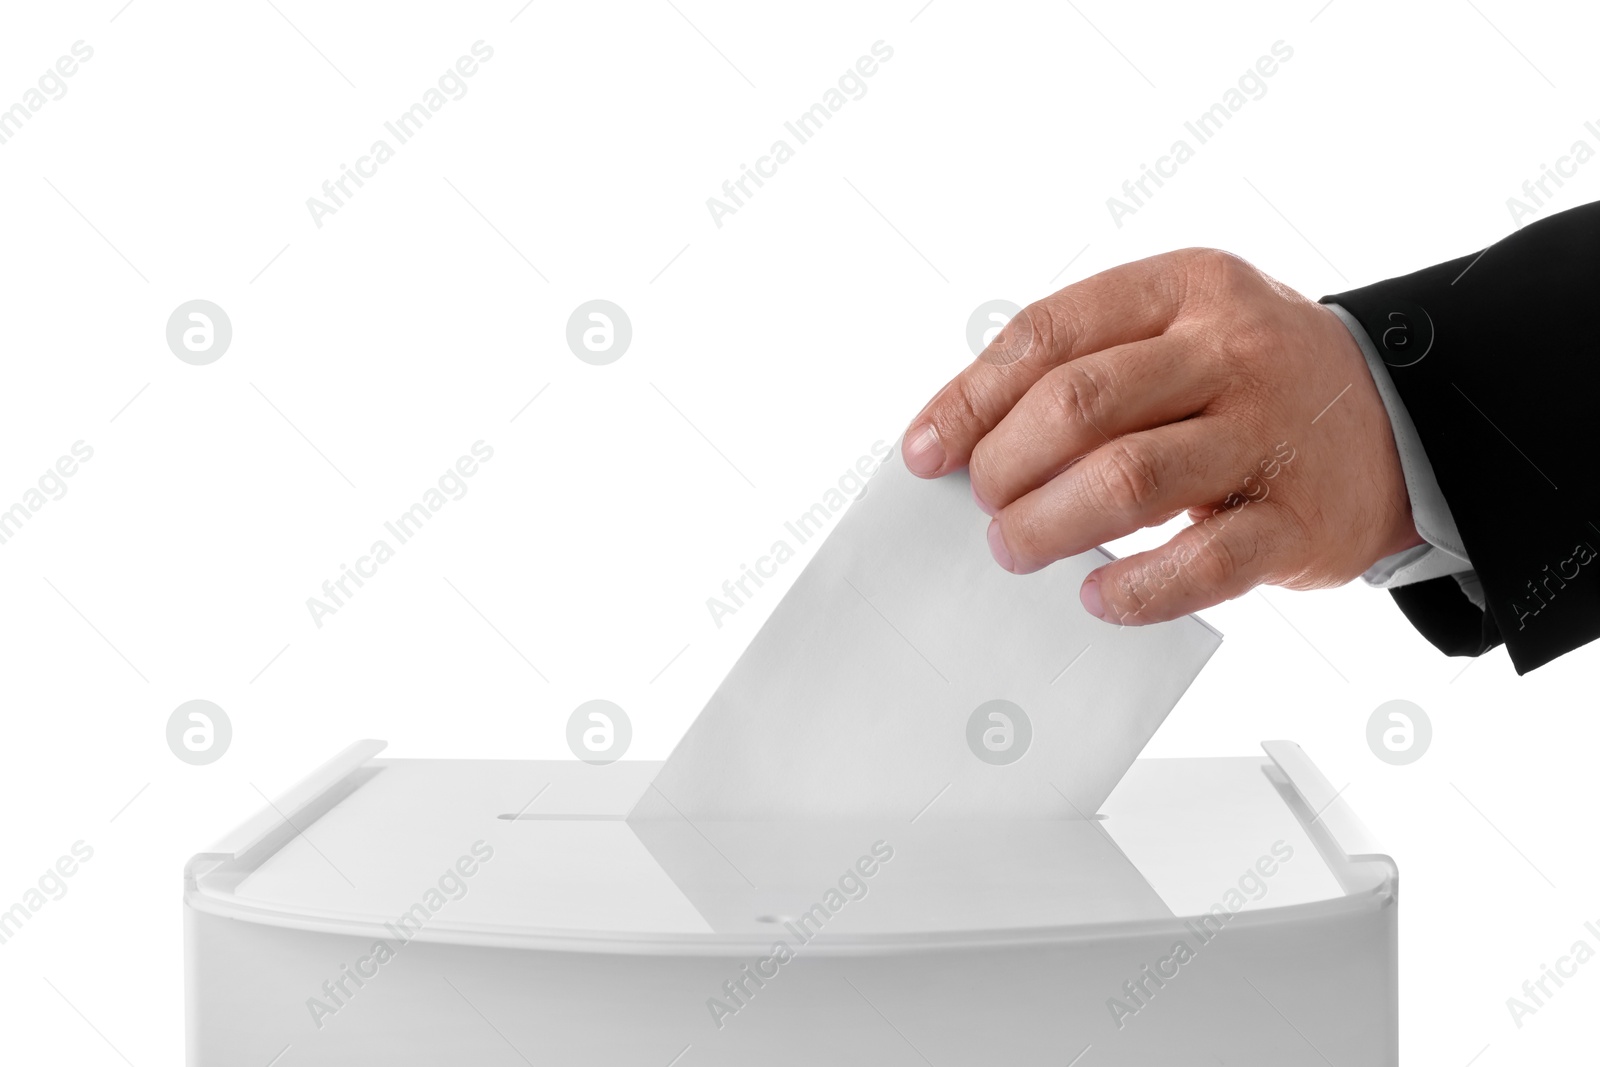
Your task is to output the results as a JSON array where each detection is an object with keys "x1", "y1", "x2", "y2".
[{"x1": 1323, "y1": 200, "x2": 1600, "y2": 675}]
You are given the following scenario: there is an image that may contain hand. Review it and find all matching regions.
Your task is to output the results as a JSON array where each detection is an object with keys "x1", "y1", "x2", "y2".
[{"x1": 902, "y1": 248, "x2": 1423, "y2": 624}]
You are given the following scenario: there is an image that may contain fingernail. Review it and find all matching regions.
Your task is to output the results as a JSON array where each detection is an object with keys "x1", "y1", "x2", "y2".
[
  {"x1": 971, "y1": 479, "x2": 996, "y2": 517},
  {"x1": 987, "y1": 520, "x2": 1014, "y2": 572},
  {"x1": 1080, "y1": 577, "x2": 1105, "y2": 619},
  {"x1": 904, "y1": 424, "x2": 944, "y2": 477}
]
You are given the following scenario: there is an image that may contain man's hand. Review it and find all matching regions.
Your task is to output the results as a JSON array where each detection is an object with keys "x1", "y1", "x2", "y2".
[{"x1": 902, "y1": 248, "x2": 1423, "y2": 624}]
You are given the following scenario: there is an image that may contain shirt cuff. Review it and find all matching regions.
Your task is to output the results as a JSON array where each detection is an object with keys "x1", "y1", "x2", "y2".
[{"x1": 1324, "y1": 302, "x2": 1477, "y2": 593}]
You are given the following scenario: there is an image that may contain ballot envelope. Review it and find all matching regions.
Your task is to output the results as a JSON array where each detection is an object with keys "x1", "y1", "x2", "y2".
[{"x1": 184, "y1": 738, "x2": 1397, "y2": 1065}]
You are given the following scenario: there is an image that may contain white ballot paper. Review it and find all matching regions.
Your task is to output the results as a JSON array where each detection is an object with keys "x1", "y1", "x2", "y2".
[{"x1": 631, "y1": 446, "x2": 1221, "y2": 823}]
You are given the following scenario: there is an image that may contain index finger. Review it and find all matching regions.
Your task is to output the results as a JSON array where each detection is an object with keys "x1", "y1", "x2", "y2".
[{"x1": 902, "y1": 250, "x2": 1194, "y2": 478}]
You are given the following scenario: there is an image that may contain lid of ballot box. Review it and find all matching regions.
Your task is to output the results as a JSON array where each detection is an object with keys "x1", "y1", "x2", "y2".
[{"x1": 184, "y1": 740, "x2": 1394, "y2": 955}]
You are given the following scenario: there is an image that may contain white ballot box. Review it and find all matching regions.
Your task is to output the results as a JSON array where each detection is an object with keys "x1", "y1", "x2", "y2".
[{"x1": 185, "y1": 739, "x2": 1397, "y2": 1065}]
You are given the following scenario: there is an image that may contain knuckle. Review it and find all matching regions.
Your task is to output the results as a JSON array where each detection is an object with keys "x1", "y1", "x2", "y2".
[
  {"x1": 1174, "y1": 245, "x2": 1231, "y2": 268},
  {"x1": 939, "y1": 375, "x2": 988, "y2": 436},
  {"x1": 1027, "y1": 297, "x2": 1075, "y2": 363},
  {"x1": 1234, "y1": 306, "x2": 1280, "y2": 348},
  {"x1": 984, "y1": 302, "x2": 1048, "y2": 368},
  {"x1": 1215, "y1": 312, "x2": 1281, "y2": 370},
  {"x1": 1188, "y1": 521, "x2": 1258, "y2": 591},
  {"x1": 1045, "y1": 362, "x2": 1104, "y2": 429},
  {"x1": 1191, "y1": 532, "x2": 1242, "y2": 588},
  {"x1": 1084, "y1": 441, "x2": 1158, "y2": 518},
  {"x1": 1167, "y1": 284, "x2": 1284, "y2": 379},
  {"x1": 1180, "y1": 247, "x2": 1262, "y2": 303},
  {"x1": 1173, "y1": 245, "x2": 1233, "y2": 275}
]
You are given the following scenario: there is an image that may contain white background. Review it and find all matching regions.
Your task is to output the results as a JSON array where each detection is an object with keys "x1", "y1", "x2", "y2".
[{"x1": 1, "y1": 0, "x2": 1596, "y2": 1063}]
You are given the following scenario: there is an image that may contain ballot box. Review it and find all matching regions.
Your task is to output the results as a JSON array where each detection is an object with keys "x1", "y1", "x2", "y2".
[{"x1": 185, "y1": 739, "x2": 1396, "y2": 1065}]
